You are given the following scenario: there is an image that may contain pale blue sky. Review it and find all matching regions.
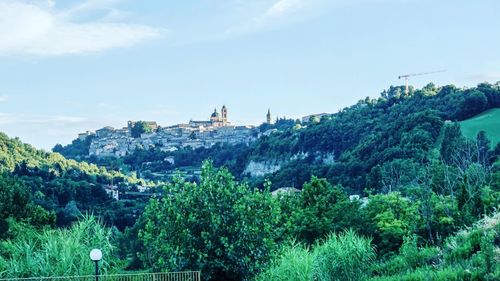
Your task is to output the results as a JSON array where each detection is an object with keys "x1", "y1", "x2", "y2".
[{"x1": 0, "y1": 0, "x2": 499, "y2": 149}]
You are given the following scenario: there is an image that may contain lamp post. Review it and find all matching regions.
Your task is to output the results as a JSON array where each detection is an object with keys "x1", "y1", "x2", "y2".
[{"x1": 90, "y1": 249, "x2": 103, "y2": 281}]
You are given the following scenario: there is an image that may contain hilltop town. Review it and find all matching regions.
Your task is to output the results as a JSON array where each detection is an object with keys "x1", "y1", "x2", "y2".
[{"x1": 78, "y1": 106, "x2": 272, "y2": 158}]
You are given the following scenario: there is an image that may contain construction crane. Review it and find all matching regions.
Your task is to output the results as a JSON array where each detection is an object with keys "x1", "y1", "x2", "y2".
[{"x1": 398, "y1": 70, "x2": 446, "y2": 95}]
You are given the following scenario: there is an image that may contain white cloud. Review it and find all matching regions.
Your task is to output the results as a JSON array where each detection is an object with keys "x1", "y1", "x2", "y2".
[
  {"x1": 0, "y1": 95, "x2": 8, "y2": 102},
  {"x1": 61, "y1": 0, "x2": 121, "y2": 16},
  {"x1": 266, "y1": 0, "x2": 308, "y2": 17},
  {"x1": 224, "y1": 0, "x2": 405, "y2": 36},
  {"x1": 224, "y1": 0, "x2": 324, "y2": 35},
  {"x1": 0, "y1": 0, "x2": 162, "y2": 56}
]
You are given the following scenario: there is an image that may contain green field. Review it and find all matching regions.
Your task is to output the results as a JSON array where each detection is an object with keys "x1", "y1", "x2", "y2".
[{"x1": 460, "y1": 108, "x2": 500, "y2": 144}]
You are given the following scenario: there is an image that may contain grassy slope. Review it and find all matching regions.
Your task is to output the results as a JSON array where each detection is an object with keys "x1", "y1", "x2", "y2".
[{"x1": 460, "y1": 108, "x2": 500, "y2": 144}]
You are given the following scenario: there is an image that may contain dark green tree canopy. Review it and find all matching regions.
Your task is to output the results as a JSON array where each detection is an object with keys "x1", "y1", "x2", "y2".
[
  {"x1": 131, "y1": 121, "x2": 153, "y2": 138},
  {"x1": 139, "y1": 161, "x2": 281, "y2": 281}
]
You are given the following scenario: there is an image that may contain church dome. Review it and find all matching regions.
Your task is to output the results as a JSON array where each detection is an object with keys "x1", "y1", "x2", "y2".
[{"x1": 211, "y1": 109, "x2": 220, "y2": 118}]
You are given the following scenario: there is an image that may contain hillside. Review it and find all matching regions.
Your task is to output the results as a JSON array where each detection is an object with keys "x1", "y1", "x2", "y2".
[
  {"x1": 57, "y1": 82, "x2": 500, "y2": 194},
  {"x1": 0, "y1": 133, "x2": 147, "y2": 230},
  {"x1": 2, "y1": 84, "x2": 500, "y2": 278},
  {"x1": 460, "y1": 108, "x2": 500, "y2": 144}
]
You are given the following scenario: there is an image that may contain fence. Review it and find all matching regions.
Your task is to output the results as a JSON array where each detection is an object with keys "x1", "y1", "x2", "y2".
[{"x1": 0, "y1": 272, "x2": 201, "y2": 281}]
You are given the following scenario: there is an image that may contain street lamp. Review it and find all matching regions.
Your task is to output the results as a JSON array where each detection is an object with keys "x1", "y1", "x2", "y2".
[{"x1": 90, "y1": 249, "x2": 103, "y2": 281}]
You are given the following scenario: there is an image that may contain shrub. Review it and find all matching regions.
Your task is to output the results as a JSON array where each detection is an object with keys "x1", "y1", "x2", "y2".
[
  {"x1": 255, "y1": 243, "x2": 314, "y2": 281},
  {"x1": 371, "y1": 236, "x2": 440, "y2": 277},
  {"x1": 368, "y1": 265, "x2": 472, "y2": 281},
  {"x1": 312, "y1": 230, "x2": 375, "y2": 281}
]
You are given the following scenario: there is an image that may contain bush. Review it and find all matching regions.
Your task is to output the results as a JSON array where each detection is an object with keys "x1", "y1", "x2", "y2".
[
  {"x1": 371, "y1": 236, "x2": 440, "y2": 277},
  {"x1": 257, "y1": 231, "x2": 375, "y2": 281},
  {"x1": 312, "y1": 230, "x2": 376, "y2": 281},
  {"x1": 370, "y1": 212, "x2": 500, "y2": 281},
  {"x1": 255, "y1": 243, "x2": 314, "y2": 281},
  {"x1": 369, "y1": 265, "x2": 473, "y2": 281}
]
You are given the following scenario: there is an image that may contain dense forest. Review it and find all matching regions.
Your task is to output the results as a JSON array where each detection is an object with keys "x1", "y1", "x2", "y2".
[{"x1": 0, "y1": 82, "x2": 498, "y2": 280}]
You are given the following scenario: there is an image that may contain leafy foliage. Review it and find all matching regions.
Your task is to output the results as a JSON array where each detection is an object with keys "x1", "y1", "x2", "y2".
[
  {"x1": 53, "y1": 135, "x2": 94, "y2": 161},
  {"x1": 0, "y1": 132, "x2": 142, "y2": 229},
  {"x1": 131, "y1": 121, "x2": 153, "y2": 138},
  {"x1": 0, "y1": 82, "x2": 497, "y2": 279},
  {"x1": 364, "y1": 192, "x2": 420, "y2": 256},
  {"x1": 139, "y1": 162, "x2": 281, "y2": 281},
  {"x1": 289, "y1": 177, "x2": 366, "y2": 244}
]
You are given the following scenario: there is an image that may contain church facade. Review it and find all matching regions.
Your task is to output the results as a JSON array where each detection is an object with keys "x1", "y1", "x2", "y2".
[{"x1": 189, "y1": 105, "x2": 230, "y2": 128}]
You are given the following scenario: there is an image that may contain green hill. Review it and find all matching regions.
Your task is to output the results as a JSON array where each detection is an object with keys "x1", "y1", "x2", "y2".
[
  {"x1": 460, "y1": 108, "x2": 500, "y2": 144},
  {"x1": 0, "y1": 133, "x2": 146, "y2": 230},
  {"x1": 58, "y1": 83, "x2": 500, "y2": 192}
]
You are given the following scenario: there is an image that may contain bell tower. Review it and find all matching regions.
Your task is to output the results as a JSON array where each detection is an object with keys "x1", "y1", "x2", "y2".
[{"x1": 221, "y1": 105, "x2": 228, "y2": 125}]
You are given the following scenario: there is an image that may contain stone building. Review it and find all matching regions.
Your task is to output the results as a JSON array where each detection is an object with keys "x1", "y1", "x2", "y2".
[
  {"x1": 208, "y1": 105, "x2": 229, "y2": 127},
  {"x1": 78, "y1": 131, "x2": 95, "y2": 141},
  {"x1": 86, "y1": 106, "x2": 263, "y2": 158}
]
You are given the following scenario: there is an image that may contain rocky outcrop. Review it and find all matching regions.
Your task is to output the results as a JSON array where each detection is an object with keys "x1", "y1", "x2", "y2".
[{"x1": 243, "y1": 160, "x2": 282, "y2": 177}]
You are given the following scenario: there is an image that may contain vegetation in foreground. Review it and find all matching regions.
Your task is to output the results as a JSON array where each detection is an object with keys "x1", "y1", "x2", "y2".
[
  {"x1": 0, "y1": 82, "x2": 499, "y2": 280},
  {"x1": 1, "y1": 159, "x2": 497, "y2": 280},
  {"x1": 0, "y1": 216, "x2": 116, "y2": 277},
  {"x1": 258, "y1": 212, "x2": 500, "y2": 281}
]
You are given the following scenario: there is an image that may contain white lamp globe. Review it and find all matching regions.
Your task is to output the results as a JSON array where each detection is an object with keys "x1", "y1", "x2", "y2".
[{"x1": 90, "y1": 249, "x2": 103, "y2": 261}]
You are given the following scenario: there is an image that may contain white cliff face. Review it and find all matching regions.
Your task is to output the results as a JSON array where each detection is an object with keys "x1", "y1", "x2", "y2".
[
  {"x1": 242, "y1": 152, "x2": 335, "y2": 178},
  {"x1": 243, "y1": 160, "x2": 282, "y2": 177}
]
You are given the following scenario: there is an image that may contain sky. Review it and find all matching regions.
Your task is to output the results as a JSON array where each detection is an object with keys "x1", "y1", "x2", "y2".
[{"x1": 0, "y1": 0, "x2": 499, "y2": 150}]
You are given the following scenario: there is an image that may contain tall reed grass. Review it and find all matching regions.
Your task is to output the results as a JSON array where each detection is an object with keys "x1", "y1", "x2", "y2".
[
  {"x1": 0, "y1": 215, "x2": 116, "y2": 278},
  {"x1": 256, "y1": 230, "x2": 375, "y2": 281}
]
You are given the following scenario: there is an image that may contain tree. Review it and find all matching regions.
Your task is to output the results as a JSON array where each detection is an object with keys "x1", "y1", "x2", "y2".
[
  {"x1": 0, "y1": 174, "x2": 30, "y2": 219},
  {"x1": 440, "y1": 123, "x2": 464, "y2": 164},
  {"x1": 380, "y1": 159, "x2": 419, "y2": 193},
  {"x1": 476, "y1": 131, "x2": 491, "y2": 166},
  {"x1": 139, "y1": 162, "x2": 280, "y2": 281},
  {"x1": 460, "y1": 90, "x2": 487, "y2": 119},
  {"x1": 290, "y1": 177, "x2": 367, "y2": 245},
  {"x1": 364, "y1": 192, "x2": 420, "y2": 256},
  {"x1": 131, "y1": 121, "x2": 153, "y2": 138}
]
